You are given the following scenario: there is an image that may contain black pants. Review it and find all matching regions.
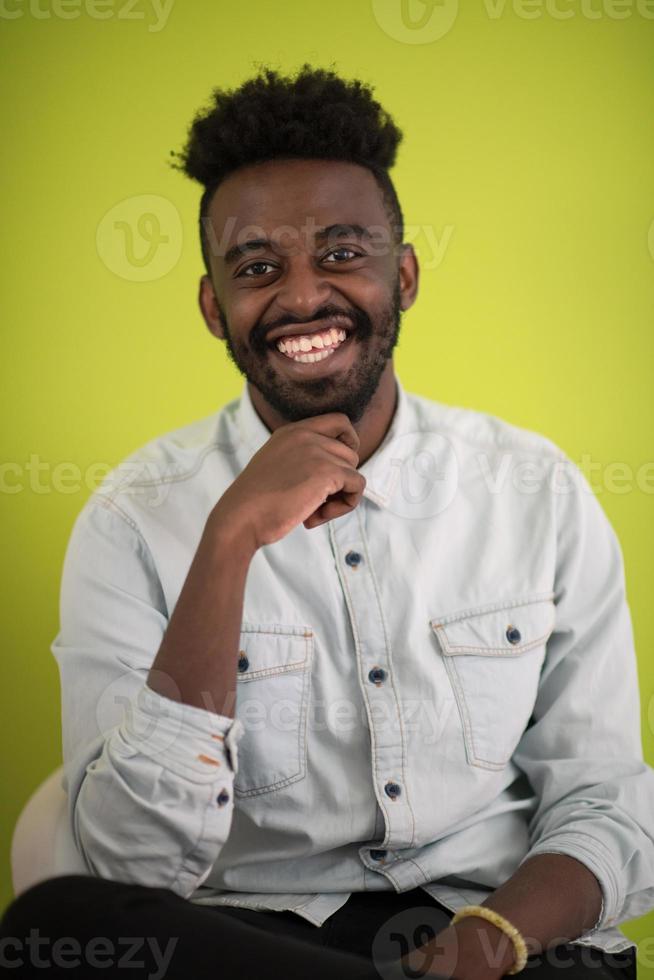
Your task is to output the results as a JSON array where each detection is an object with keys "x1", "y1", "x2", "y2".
[{"x1": 0, "y1": 875, "x2": 638, "y2": 979}]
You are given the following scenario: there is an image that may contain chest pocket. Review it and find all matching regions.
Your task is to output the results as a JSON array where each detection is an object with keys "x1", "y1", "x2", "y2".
[
  {"x1": 430, "y1": 593, "x2": 555, "y2": 771},
  {"x1": 233, "y1": 622, "x2": 313, "y2": 797}
]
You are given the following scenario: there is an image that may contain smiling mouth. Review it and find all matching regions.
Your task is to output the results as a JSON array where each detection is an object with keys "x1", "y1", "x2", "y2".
[
  {"x1": 269, "y1": 329, "x2": 355, "y2": 369},
  {"x1": 271, "y1": 326, "x2": 349, "y2": 362}
]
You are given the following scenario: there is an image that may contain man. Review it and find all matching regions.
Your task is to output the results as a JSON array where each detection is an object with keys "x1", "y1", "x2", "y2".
[{"x1": 2, "y1": 64, "x2": 651, "y2": 979}]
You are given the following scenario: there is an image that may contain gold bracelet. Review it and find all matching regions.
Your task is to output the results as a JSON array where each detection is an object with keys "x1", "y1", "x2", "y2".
[{"x1": 450, "y1": 904, "x2": 529, "y2": 975}]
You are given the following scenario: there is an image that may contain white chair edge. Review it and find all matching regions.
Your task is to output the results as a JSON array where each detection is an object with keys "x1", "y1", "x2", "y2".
[{"x1": 10, "y1": 765, "x2": 89, "y2": 900}]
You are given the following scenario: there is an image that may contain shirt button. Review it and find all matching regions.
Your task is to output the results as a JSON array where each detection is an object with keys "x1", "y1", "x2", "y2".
[
  {"x1": 384, "y1": 781, "x2": 402, "y2": 800},
  {"x1": 345, "y1": 551, "x2": 362, "y2": 567},
  {"x1": 369, "y1": 849, "x2": 388, "y2": 862},
  {"x1": 368, "y1": 666, "x2": 387, "y2": 685},
  {"x1": 237, "y1": 652, "x2": 249, "y2": 673},
  {"x1": 506, "y1": 625, "x2": 521, "y2": 645},
  {"x1": 216, "y1": 789, "x2": 230, "y2": 807}
]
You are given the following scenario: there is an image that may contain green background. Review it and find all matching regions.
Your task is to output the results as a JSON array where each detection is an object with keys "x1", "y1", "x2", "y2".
[{"x1": 1, "y1": 0, "x2": 653, "y2": 970}]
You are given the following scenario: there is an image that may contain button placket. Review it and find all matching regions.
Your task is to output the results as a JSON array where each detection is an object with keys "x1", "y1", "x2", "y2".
[{"x1": 330, "y1": 517, "x2": 415, "y2": 860}]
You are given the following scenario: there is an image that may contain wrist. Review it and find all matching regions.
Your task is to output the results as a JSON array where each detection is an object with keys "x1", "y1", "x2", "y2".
[
  {"x1": 449, "y1": 917, "x2": 517, "y2": 979},
  {"x1": 406, "y1": 919, "x2": 515, "y2": 980},
  {"x1": 205, "y1": 506, "x2": 258, "y2": 562}
]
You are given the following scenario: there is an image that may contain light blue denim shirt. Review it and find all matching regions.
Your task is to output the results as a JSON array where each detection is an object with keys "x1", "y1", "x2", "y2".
[{"x1": 51, "y1": 373, "x2": 654, "y2": 955}]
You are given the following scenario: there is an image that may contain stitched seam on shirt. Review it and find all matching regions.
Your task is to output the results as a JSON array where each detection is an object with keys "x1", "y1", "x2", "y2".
[
  {"x1": 528, "y1": 834, "x2": 622, "y2": 922},
  {"x1": 236, "y1": 660, "x2": 307, "y2": 681},
  {"x1": 330, "y1": 521, "x2": 386, "y2": 862},
  {"x1": 241, "y1": 623, "x2": 314, "y2": 637},
  {"x1": 94, "y1": 494, "x2": 142, "y2": 534},
  {"x1": 431, "y1": 591, "x2": 556, "y2": 627},
  {"x1": 129, "y1": 441, "x2": 237, "y2": 485},
  {"x1": 91, "y1": 496, "x2": 170, "y2": 619},
  {"x1": 436, "y1": 624, "x2": 554, "y2": 657},
  {"x1": 296, "y1": 634, "x2": 312, "y2": 797},
  {"x1": 234, "y1": 766, "x2": 307, "y2": 798},
  {"x1": 443, "y1": 652, "x2": 533, "y2": 770},
  {"x1": 100, "y1": 442, "x2": 236, "y2": 505},
  {"x1": 355, "y1": 507, "x2": 417, "y2": 850},
  {"x1": 287, "y1": 894, "x2": 332, "y2": 916},
  {"x1": 173, "y1": 779, "x2": 223, "y2": 893},
  {"x1": 233, "y1": 634, "x2": 312, "y2": 797},
  {"x1": 403, "y1": 857, "x2": 431, "y2": 885},
  {"x1": 380, "y1": 867, "x2": 403, "y2": 891},
  {"x1": 289, "y1": 908, "x2": 321, "y2": 926},
  {"x1": 441, "y1": 656, "x2": 491, "y2": 769}
]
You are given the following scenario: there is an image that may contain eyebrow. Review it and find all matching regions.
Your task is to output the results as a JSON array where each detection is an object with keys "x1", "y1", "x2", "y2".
[{"x1": 223, "y1": 223, "x2": 374, "y2": 267}]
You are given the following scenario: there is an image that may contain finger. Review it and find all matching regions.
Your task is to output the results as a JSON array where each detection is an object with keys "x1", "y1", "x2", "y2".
[
  {"x1": 293, "y1": 412, "x2": 360, "y2": 455},
  {"x1": 305, "y1": 470, "x2": 366, "y2": 527},
  {"x1": 312, "y1": 433, "x2": 360, "y2": 469}
]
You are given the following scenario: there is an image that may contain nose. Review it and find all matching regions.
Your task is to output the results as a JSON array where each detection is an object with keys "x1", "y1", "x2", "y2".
[{"x1": 272, "y1": 253, "x2": 333, "y2": 323}]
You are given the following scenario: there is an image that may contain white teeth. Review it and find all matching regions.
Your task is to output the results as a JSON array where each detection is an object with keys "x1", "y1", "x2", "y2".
[
  {"x1": 275, "y1": 327, "x2": 347, "y2": 355},
  {"x1": 293, "y1": 348, "x2": 335, "y2": 364}
]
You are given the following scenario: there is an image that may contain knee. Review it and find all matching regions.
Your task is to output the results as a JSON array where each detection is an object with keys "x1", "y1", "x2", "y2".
[
  {"x1": 0, "y1": 874, "x2": 116, "y2": 936},
  {"x1": 2, "y1": 876, "x2": 98, "y2": 929}
]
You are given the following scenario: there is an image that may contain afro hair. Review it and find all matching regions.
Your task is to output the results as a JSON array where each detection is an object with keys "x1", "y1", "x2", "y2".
[{"x1": 169, "y1": 62, "x2": 405, "y2": 275}]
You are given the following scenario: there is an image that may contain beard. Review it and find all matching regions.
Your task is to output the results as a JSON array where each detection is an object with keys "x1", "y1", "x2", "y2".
[{"x1": 215, "y1": 275, "x2": 403, "y2": 425}]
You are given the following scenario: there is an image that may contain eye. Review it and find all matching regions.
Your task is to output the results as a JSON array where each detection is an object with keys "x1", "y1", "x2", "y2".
[
  {"x1": 237, "y1": 247, "x2": 362, "y2": 278},
  {"x1": 238, "y1": 261, "x2": 276, "y2": 278},
  {"x1": 324, "y1": 247, "x2": 361, "y2": 262}
]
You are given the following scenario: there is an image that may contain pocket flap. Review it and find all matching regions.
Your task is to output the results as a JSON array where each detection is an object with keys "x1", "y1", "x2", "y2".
[
  {"x1": 237, "y1": 622, "x2": 313, "y2": 680},
  {"x1": 431, "y1": 593, "x2": 555, "y2": 657}
]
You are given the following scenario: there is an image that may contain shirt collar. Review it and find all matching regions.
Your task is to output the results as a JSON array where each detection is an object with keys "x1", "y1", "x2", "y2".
[{"x1": 235, "y1": 373, "x2": 412, "y2": 509}]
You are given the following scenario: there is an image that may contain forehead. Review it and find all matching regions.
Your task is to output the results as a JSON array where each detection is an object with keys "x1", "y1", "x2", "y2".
[{"x1": 207, "y1": 158, "x2": 389, "y2": 247}]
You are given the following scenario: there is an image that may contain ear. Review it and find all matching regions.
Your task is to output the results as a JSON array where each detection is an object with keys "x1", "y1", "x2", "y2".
[
  {"x1": 398, "y1": 243, "x2": 419, "y2": 313},
  {"x1": 198, "y1": 275, "x2": 226, "y2": 341}
]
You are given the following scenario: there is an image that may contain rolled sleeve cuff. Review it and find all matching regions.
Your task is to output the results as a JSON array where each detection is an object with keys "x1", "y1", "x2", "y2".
[
  {"x1": 520, "y1": 832, "x2": 623, "y2": 932},
  {"x1": 116, "y1": 682, "x2": 245, "y2": 783}
]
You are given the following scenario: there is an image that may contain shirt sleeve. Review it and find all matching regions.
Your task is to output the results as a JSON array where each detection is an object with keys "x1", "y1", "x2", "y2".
[
  {"x1": 512, "y1": 454, "x2": 654, "y2": 935},
  {"x1": 51, "y1": 494, "x2": 244, "y2": 898}
]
